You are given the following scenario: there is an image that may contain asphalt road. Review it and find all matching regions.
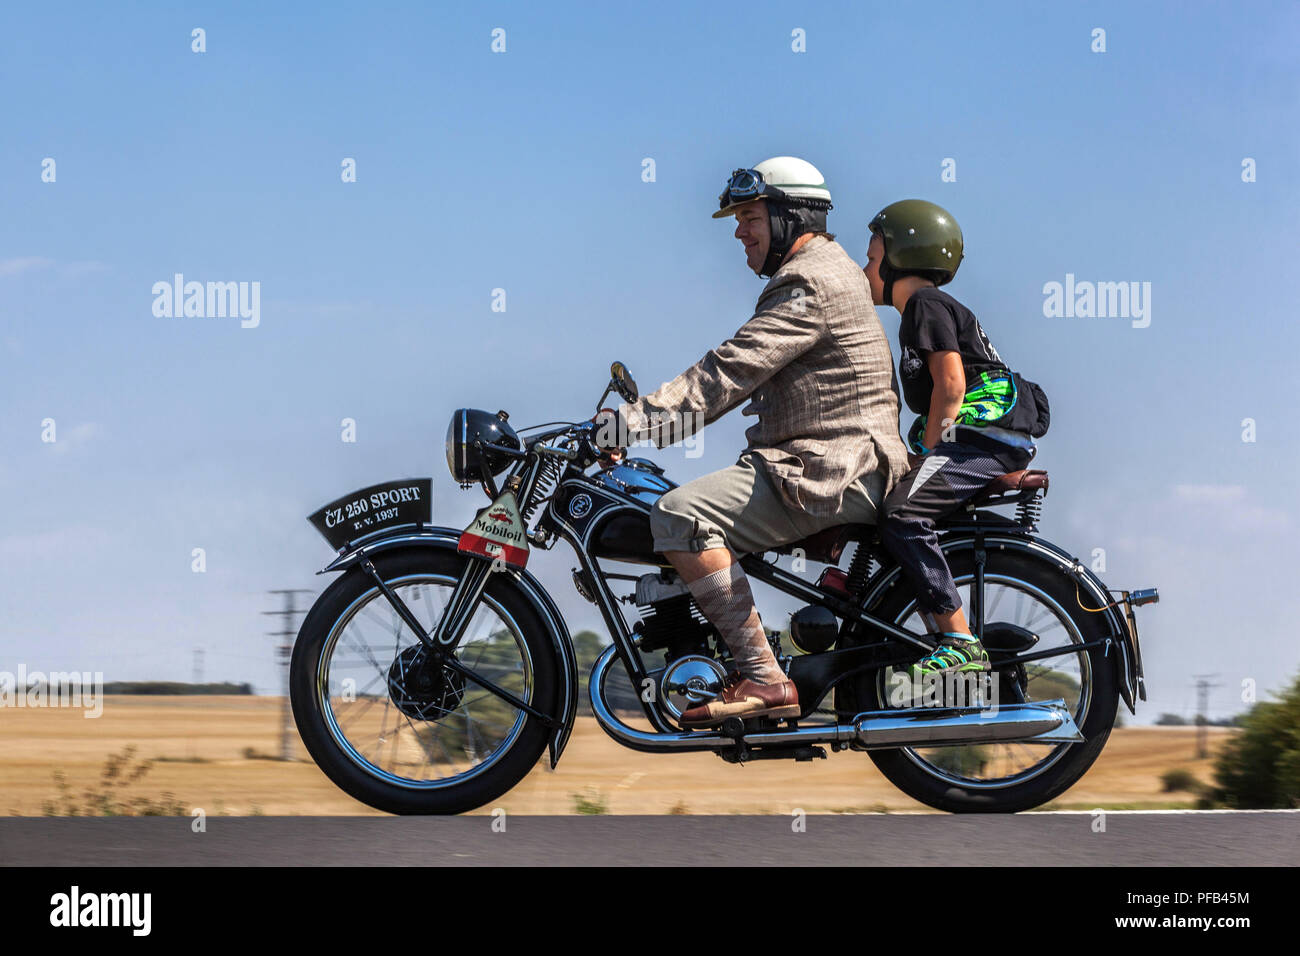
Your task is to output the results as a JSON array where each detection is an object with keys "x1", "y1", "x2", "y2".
[{"x1": 2, "y1": 811, "x2": 1296, "y2": 866}]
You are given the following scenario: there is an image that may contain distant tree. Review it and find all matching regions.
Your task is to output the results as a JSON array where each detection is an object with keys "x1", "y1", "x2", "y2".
[
  {"x1": 571, "y1": 630, "x2": 610, "y2": 715},
  {"x1": 572, "y1": 629, "x2": 607, "y2": 664},
  {"x1": 1207, "y1": 670, "x2": 1300, "y2": 809},
  {"x1": 1155, "y1": 713, "x2": 1188, "y2": 726},
  {"x1": 101, "y1": 681, "x2": 253, "y2": 696}
]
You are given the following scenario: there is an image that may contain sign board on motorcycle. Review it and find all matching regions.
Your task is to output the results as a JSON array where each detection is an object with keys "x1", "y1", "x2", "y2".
[
  {"x1": 308, "y1": 478, "x2": 433, "y2": 552},
  {"x1": 458, "y1": 491, "x2": 529, "y2": 569}
]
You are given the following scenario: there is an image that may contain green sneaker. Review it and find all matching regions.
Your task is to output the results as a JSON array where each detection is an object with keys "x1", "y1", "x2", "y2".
[{"x1": 909, "y1": 633, "x2": 991, "y2": 679}]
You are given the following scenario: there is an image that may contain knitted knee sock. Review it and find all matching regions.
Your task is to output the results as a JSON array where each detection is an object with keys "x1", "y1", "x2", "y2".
[{"x1": 685, "y1": 563, "x2": 785, "y2": 684}]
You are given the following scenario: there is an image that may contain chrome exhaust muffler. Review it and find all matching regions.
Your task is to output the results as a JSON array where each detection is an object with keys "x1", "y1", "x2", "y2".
[
  {"x1": 588, "y1": 646, "x2": 1083, "y2": 753},
  {"x1": 849, "y1": 701, "x2": 1083, "y2": 749}
]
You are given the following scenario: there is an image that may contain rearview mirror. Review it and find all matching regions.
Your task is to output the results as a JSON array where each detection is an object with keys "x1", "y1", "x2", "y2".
[{"x1": 610, "y1": 361, "x2": 638, "y2": 403}]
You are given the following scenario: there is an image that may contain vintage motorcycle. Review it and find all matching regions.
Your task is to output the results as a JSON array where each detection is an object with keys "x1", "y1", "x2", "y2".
[{"x1": 291, "y1": 362, "x2": 1158, "y2": 814}]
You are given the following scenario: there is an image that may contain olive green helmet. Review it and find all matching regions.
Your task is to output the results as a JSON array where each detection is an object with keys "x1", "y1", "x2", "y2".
[{"x1": 868, "y1": 199, "x2": 964, "y2": 285}]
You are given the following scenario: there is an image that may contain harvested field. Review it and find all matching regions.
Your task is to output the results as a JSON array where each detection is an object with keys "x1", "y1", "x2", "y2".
[{"x1": 0, "y1": 697, "x2": 1234, "y2": 816}]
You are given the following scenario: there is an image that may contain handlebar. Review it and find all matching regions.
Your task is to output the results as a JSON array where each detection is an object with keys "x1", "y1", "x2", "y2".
[
  {"x1": 535, "y1": 443, "x2": 580, "y2": 460},
  {"x1": 530, "y1": 420, "x2": 623, "y2": 468}
]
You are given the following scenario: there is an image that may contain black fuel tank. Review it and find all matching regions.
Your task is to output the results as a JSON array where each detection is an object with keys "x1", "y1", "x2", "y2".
[
  {"x1": 589, "y1": 509, "x2": 662, "y2": 564},
  {"x1": 548, "y1": 469, "x2": 673, "y2": 567}
]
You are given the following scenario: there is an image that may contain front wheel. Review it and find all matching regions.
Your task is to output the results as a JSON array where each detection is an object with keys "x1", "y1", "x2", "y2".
[
  {"x1": 290, "y1": 549, "x2": 559, "y2": 814},
  {"x1": 860, "y1": 547, "x2": 1119, "y2": 813}
]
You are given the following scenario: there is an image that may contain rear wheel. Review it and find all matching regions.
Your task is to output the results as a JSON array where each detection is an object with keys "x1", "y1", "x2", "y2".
[
  {"x1": 290, "y1": 549, "x2": 559, "y2": 814},
  {"x1": 860, "y1": 547, "x2": 1119, "y2": 813}
]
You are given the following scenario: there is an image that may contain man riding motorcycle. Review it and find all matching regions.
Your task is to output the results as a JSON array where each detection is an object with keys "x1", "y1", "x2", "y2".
[{"x1": 595, "y1": 156, "x2": 910, "y2": 727}]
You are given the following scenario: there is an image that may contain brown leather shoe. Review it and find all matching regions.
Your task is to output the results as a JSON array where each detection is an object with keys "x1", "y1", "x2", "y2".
[{"x1": 678, "y1": 673, "x2": 800, "y2": 728}]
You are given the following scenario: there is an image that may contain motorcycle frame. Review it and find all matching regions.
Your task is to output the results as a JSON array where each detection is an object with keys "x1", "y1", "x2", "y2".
[
  {"x1": 317, "y1": 449, "x2": 1145, "y2": 766},
  {"x1": 538, "y1": 461, "x2": 1138, "y2": 726}
]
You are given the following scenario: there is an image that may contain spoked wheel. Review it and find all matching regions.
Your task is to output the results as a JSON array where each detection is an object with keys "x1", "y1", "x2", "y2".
[
  {"x1": 290, "y1": 549, "x2": 558, "y2": 814},
  {"x1": 862, "y1": 549, "x2": 1119, "y2": 813}
]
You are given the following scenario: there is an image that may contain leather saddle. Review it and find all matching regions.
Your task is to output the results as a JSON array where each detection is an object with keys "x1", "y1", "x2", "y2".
[{"x1": 772, "y1": 469, "x2": 1049, "y2": 566}]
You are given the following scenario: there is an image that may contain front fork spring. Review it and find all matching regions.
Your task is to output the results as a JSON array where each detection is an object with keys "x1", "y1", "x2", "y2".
[{"x1": 521, "y1": 456, "x2": 562, "y2": 524}]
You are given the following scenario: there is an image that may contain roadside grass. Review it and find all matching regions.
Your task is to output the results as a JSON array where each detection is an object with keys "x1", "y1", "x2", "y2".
[
  {"x1": 571, "y1": 789, "x2": 608, "y2": 814},
  {"x1": 40, "y1": 745, "x2": 187, "y2": 817}
]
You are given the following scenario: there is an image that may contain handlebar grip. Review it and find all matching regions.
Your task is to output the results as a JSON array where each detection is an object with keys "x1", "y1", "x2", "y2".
[{"x1": 536, "y1": 443, "x2": 579, "y2": 460}]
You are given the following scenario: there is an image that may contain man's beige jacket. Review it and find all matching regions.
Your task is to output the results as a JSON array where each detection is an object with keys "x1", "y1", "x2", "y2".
[{"x1": 619, "y1": 235, "x2": 910, "y2": 518}]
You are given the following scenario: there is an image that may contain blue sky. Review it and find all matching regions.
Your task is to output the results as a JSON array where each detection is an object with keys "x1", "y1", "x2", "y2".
[{"x1": 2, "y1": 1, "x2": 1297, "y2": 723}]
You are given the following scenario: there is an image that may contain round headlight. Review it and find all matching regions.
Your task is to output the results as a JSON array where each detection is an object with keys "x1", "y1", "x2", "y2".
[{"x1": 446, "y1": 408, "x2": 520, "y2": 483}]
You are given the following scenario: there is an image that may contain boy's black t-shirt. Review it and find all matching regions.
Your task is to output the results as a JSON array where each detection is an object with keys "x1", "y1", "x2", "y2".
[{"x1": 897, "y1": 286, "x2": 1009, "y2": 416}]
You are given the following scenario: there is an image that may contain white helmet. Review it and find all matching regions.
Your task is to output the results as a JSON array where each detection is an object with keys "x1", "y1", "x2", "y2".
[
  {"x1": 713, "y1": 156, "x2": 832, "y2": 219},
  {"x1": 714, "y1": 156, "x2": 833, "y2": 277}
]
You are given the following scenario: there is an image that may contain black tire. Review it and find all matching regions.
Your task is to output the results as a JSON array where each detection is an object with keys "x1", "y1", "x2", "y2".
[
  {"x1": 290, "y1": 548, "x2": 559, "y2": 814},
  {"x1": 860, "y1": 546, "x2": 1119, "y2": 813}
]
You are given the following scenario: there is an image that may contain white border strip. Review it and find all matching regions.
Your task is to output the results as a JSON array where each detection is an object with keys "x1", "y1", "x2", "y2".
[{"x1": 1024, "y1": 809, "x2": 1300, "y2": 815}]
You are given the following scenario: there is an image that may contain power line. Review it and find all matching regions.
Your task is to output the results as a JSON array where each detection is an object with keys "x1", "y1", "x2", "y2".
[
  {"x1": 1192, "y1": 673, "x2": 1223, "y2": 760},
  {"x1": 263, "y1": 590, "x2": 314, "y2": 761}
]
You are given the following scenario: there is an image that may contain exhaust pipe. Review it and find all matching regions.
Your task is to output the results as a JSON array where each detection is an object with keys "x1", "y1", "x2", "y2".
[
  {"x1": 850, "y1": 701, "x2": 1083, "y2": 749},
  {"x1": 588, "y1": 646, "x2": 1082, "y2": 753}
]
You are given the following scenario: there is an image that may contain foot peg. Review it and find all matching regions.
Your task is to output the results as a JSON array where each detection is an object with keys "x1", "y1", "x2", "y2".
[
  {"x1": 718, "y1": 714, "x2": 791, "y2": 739},
  {"x1": 793, "y1": 746, "x2": 826, "y2": 762}
]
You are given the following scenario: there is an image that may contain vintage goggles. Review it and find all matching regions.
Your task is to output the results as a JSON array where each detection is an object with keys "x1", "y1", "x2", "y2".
[{"x1": 718, "y1": 168, "x2": 787, "y2": 209}]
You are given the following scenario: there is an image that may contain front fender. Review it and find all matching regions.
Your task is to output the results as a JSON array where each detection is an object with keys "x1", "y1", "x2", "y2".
[{"x1": 318, "y1": 527, "x2": 579, "y2": 768}]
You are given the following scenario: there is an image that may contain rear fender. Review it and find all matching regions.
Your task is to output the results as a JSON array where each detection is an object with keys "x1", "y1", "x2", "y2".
[{"x1": 862, "y1": 533, "x2": 1142, "y2": 715}]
